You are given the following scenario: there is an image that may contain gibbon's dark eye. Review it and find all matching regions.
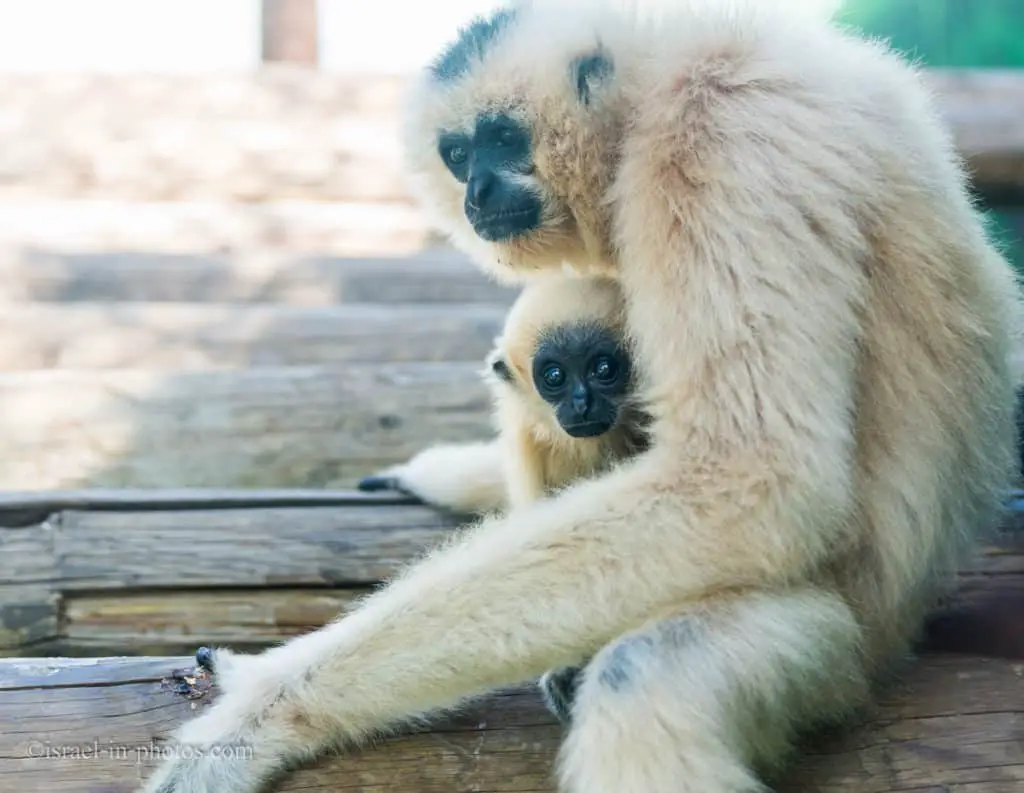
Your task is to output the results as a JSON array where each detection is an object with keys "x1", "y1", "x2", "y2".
[
  {"x1": 542, "y1": 364, "x2": 565, "y2": 389},
  {"x1": 446, "y1": 145, "x2": 468, "y2": 165},
  {"x1": 593, "y1": 356, "x2": 616, "y2": 382},
  {"x1": 497, "y1": 127, "x2": 518, "y2": 146}
]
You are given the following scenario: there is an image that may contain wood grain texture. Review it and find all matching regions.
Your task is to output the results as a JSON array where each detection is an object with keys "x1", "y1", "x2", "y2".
[
  {"x1": 1, "y1": 494, "x2": 1019, "y2": 657},
  {"x1": 0, "y1": 302, "x2": 506, "y2": 369},
  {"x1": 0, "y1": 248, "x2": 517, "y2": 305},
  {"x1": 0, "y1": 362, "x2": 494, "y2": 490},
  {"x1": 0, "y1": 653, "x2": 1019, "y2": 793}
]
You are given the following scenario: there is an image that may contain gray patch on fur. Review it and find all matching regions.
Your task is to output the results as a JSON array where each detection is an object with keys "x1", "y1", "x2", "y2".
[
  {"x1": 430, "y1": 7, "x2": 518, "y2": 82},
  {"x1": 597, "y1": 634, "x2": 655, "y2": 690}
]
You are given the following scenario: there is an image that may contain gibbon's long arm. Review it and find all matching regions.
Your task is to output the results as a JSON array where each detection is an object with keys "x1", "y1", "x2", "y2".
[
  {"x1": 357, "y1": 440, "x2": 509, "y2": 514},
  {"x1": 136, "y1": 86, "x2": 865, "y2": 793}
]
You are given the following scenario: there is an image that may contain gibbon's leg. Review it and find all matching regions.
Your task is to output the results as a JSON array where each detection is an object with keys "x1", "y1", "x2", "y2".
[
  {"x1": 136, "y1": 426, "x2": 862, "y2": 793},
  {"x1": 357, "y1": 440, "x2": 508, "y2": 514},
  {"x1": 558, "y1": 589, "x2": 867, "y2": 793}
]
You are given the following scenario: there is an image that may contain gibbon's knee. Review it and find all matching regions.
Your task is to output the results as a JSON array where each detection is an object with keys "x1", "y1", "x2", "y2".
[{"x1": 556, "y1": 590, "x2": 867, "y2": 793}]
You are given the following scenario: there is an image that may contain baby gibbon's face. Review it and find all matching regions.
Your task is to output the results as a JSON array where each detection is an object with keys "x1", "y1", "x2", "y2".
[{"x1": 530, "y1": 323, "x2": 632, "y2": 438}]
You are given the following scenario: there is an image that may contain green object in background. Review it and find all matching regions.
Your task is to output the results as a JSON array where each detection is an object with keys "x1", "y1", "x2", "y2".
[
  {"x1": 986, "y1": 209, "x2": 1024, "y2": 275},
  {"x1": 838, "y1": 1, "x2": 1024, "y2": 271},
  {"x1": 838, "y1": 0, "x2": 1024, "y2": 68}
]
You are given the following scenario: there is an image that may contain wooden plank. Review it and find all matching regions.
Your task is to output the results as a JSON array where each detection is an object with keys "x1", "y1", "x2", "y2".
[
  {"x1": 0, "y1": 495, "x2": 467, "y2": 653},
  {"x1": 56, "y1": 589, "x2": 365, "y2": 656},
  {"x1": 0, "y1": 362, "x2": 493, "y2": 490},
  {"x1": 51, "y1": 503, "x2": 457, "y2": 590},
  {"x1": 0, "y1": 495, "x2": 1017, "y2": 656},
  {"x1": 0, "y1": 302, "x2": 506, "y2": 370},
  {"x1": 0, "y1": 652, "x2": 1018, "y2": 792},
  {"x1": 934, "y1": 69, "x2": 1024, "y2": 191},
  {"x1": 0, "y1": 201, "x2": 437, "y2": 258},
  {"x1": 0, "y1": 248, "x2": 516, "y2": 305}
]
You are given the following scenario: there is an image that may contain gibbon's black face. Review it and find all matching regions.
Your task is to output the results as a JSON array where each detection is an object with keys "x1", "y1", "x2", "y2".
[
  {"x1": 437, "y1": 112, "x2": 542, "y2": 243},
  {"x1": 427, "y1": 7, "x2": 616, "y2": 248},
  {"x1": 530, "y1": 324, "x2": 631, "y2": 438}
]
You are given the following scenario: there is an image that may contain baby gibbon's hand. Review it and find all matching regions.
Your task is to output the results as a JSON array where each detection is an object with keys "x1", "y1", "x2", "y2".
[{"x1": 356, "y1": 460, "x2": 423, "y2": 500}]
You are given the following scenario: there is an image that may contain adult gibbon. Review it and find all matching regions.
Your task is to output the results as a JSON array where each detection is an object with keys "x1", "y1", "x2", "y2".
[
  {"x1": 358, "y1": 274, "x2": 649, "y2": 514},
  {"x1": 136, "y1": 2, "x2": 1023, "y2": 792}
]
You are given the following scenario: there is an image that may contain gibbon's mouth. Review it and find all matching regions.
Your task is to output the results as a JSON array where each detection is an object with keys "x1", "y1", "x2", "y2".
[
  {"x1": 472, "y1": 205, "x2": 542, "y2": 242},
  {"x1": 563, "y1": 421, "x2": 614, "y2": 438}
]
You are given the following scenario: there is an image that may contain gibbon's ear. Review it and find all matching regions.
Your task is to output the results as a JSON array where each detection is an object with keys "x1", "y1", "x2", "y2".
[
  {"x1": 570, "y1": 48, "x2": 614, "y2": 106},
  {"x1": 486, "y1": 347, "x2": 515, "y2": 384}
]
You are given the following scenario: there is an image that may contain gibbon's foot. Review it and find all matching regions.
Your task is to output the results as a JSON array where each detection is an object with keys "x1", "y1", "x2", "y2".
[
  {"x1": 194, "y1": 646, "x2": 215, "y2": 672},
  {"x1": 539, "y1": 665, "x2": 583, "y2": 725}
]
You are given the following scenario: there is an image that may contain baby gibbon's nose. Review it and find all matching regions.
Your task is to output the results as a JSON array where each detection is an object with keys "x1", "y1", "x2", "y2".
[{"x1": 572, "y1": 391, "x2": 590, "y2": 417}]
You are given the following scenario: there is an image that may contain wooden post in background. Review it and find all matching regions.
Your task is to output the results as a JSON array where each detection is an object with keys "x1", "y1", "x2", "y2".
[{"x1": 261, "y1": 0, "x2": 319, "y2": 66}]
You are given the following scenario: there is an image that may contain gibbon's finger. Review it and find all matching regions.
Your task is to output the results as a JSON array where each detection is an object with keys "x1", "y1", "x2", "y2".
[{"x1": 356, "y1": 474, "x2": 407, "y2": 493}]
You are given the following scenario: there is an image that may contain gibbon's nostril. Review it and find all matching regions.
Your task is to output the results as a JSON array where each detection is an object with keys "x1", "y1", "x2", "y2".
[
  {"x1": 573, "y1": 392, "x2": 589, "y2": 416},
  {"x1": 468, "y1": 172, "x2": 497, "y2": 207}
]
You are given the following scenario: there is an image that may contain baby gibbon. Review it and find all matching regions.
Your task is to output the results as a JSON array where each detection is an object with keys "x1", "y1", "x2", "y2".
[
  {"x1": 358, "y1": 274, "x2": 649, "y2": 514},
  {"x1": 137, "y1": 3, "x2": 1024, "y2": 792}
]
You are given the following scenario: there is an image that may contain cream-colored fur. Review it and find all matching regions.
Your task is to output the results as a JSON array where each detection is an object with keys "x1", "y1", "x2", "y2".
[
  {"x1": 136, "y1": 2, "x2": 1023, "y2": 792},
  {"x1": 372, "y1": 274, "x2": 648, "y2": 514}
]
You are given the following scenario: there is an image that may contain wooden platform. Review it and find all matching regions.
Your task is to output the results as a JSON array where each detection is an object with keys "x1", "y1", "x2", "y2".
[{"x1": 0, "y1": 492, "x2": 1021, "y2": 792}]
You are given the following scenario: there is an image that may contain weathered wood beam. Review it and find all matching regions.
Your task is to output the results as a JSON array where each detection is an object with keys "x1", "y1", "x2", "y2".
[
  {"x1": 1, "y1": 490, "x2": 1020, "y2": 658},
  {"x1": 933, "y1": 69, "x2": 1024, "y2": 192},
  {"x1": 0, "y1": 490, "x2": 461, "y2": 653},
  {"x1": 0, "y1": 362, "x2": 493, "y2": 490},
  {"x1": 0, "y1": 302, "x2": 506, "y2": 370},
  {"x1": 0, "y1": 249, "x2": 515, "y2": 305},
  {"x1": 0, "y1": 652, "x2": 1019, "y2": 793}
]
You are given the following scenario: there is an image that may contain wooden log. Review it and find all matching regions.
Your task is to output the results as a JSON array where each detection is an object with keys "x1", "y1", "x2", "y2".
[
  {"x1": 0, "y1": 362, "x2": 493, "y2": 490},
  {"x1": 0, "y1": 490, "x2": 461, "y2": 654},
  {"x1": 1, "y1": 489, "x2": 1019, "y2": 657},
  {"x1": 0, "y1": 248, "x2": 516, "y2": 305},
  {"x1": 0, "y1": 652, "x2": 1019, "y2": 793},
  {"x1": 0, "y1": 302, "x2": 506, "y2": 370},
  {"x1": 0, "y1": 201, "x2": 437, "y2": 258},
  {"x1": 261, "y1": 0, "x2": 318, "y2": 66},
  {"x1": 933, "y1": 69, "x2": 1024, "y2": 192}
]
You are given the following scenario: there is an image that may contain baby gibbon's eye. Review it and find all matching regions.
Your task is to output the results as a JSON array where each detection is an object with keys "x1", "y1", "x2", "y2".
[
  {"x1": 593, "y1": 356, "x2": 616, "y2": 381},
  {"x1": 542, "y1": 364, "x2": 565, "y2": 388},
  {"x1": 497, "y1": 127, "x2": 518, "y2": 146}
]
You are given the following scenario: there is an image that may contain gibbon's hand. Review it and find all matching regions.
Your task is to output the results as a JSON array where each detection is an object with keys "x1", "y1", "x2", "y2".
[
  {"x1": 137, "y1": 646, "x2": 321, "y2": 793},
  {"x1": 356, "y1": 462, "x2": 421, "y2": 499}
]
